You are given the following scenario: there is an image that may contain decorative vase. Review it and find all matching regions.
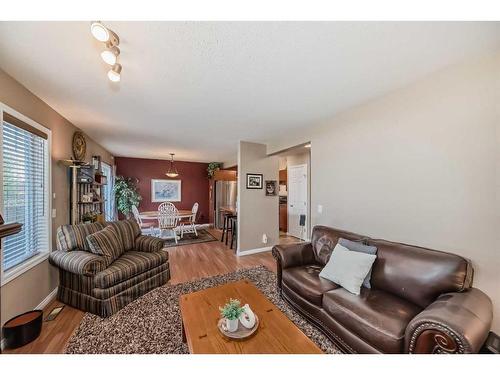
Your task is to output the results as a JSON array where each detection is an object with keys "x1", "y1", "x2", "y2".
[
  {"x1": 226, "y1": 318, "x2": 239, "y2": 332},
  {"x1": 239, "y1": 304, "x2": 256, "y2": 329}
]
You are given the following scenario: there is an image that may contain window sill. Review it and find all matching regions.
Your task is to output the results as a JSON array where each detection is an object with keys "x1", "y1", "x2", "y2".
[{"x1": 1, "y1": 251, "x2": 50, "y2": 286}]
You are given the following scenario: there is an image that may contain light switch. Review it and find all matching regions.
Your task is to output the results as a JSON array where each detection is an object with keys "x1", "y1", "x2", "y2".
[
  {"x1": 317, "y1": 205, "x2": 323, "y2": 214},
  {"x1": 52, "y1": 209, "x2": 57, "y2": 218}
]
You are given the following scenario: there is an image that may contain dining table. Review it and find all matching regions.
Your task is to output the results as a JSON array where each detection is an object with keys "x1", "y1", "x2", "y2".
[{"x1": 139, "y1": 209, "x2": 193, "y2": 220}]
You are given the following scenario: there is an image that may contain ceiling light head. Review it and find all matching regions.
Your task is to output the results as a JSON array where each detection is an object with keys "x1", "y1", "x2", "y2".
[
  {"x1": 166, "y1": 153, "x2": 179, "y2": 178},
  {"x1": 304, "y1": 144, "x2": 311, "y2": 148},
  {"x1": 90, "y1": 21, "x2": 109, "y2": 42},
  {"x1": 107, "y1": 63, "x2": 122, "y2": 82},
  {"x1": 90, "y1": 21, "x2": 120, "y2": 45},
  {"x1": 101, "y1": 46, "x2": 120, "y2": 65}
]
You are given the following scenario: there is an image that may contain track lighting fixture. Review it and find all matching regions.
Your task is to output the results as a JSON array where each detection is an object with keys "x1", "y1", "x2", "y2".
[{"x1": 90, "y1": 21, "x2": 123, "y2": 82}]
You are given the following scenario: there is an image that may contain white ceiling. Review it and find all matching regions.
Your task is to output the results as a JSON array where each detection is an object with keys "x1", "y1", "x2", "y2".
[{"x1": 1, "y1": 22, "x2": 499, "y2": 162}]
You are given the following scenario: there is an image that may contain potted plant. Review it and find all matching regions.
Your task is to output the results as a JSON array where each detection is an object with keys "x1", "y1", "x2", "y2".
[
  {"x1": 113, "y1": 176, "x2": 142, "y2": 218},
  {"x1": 219, "y1": 298, "x2": 245, "y2": 332},
  {"x1": 207, "y1": 162, "x2": 222, "y2": 179},
  {"x1": 82, "y1": 211, "x2": 98, "y2": 224}
]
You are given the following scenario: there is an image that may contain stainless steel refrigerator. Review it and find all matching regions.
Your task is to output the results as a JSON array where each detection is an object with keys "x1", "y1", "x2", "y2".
[{"x1": 214, "y1": 180, "x2": 237, "y2": 229}]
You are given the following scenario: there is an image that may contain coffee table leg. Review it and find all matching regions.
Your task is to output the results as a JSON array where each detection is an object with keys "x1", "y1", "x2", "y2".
[{"x1": 181, "y1": 318, "x2": 187, "y2": 343}]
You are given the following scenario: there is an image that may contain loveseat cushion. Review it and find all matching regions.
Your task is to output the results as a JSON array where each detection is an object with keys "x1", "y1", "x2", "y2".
[
  {"x1": 56, "y1": 222, "x2": 105, "y2": 252},
  {"x1": 94, "y1": 251, "x2": 168, "y2": 289},
  {"x1": 107, "y1": 220, "x2": 141, "y2": 251},
  {"x1": 86, "y1": 226, "x2": 124, "y2": 266},
  {"x1": 282, "y1": 264, "x2": 338, "y2": 306},
  {"x1": 323, "y1": 287, "x2": 422, "y2": 353}
]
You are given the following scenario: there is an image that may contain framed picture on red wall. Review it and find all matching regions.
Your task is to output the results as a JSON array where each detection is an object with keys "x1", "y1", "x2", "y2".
[{"x1": 151, "y1": 179, "x2": 182, "y2": 202}]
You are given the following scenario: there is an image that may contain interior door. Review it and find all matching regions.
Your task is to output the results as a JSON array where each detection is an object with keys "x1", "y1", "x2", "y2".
[{"x1": 287, "y1": 164, "x2": 308, "y2": 239}]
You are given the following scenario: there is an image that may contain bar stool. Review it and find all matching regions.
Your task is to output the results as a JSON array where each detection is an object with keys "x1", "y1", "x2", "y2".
[
  {"x1": 221, "y1": 212, "x2": 234, "y2": 243},
  {"x1": 225, "y1": 214, "x2": 237, "y2": 246}
]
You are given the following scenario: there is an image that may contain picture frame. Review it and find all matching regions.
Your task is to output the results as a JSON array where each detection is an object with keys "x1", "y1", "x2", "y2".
[
  {"x1": 151, "y1": 179, "x2": 182, "y2": 202},
  {"x1": 265, "y1": 180, "x2": 278, "y2": 196},
  {"x1": 246, "y1": 173, "x2": 263, "y2": 189}
]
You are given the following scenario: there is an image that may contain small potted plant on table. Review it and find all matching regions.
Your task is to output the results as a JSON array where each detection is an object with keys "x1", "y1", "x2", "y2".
[{"x1": 219, "y1": 298, "x2": 245, "y2": 333}]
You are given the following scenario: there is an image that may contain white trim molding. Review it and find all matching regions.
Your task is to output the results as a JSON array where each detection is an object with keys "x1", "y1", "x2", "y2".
[
  {"x1": 35, "y1": 287, "x2": 58, "y2": 310},
  {"x1": 237, "y1": 246, "x2": 272, "y2": 257},
  {"x1": 0, "y1": 252, "x2": 49, "y2": 286}
]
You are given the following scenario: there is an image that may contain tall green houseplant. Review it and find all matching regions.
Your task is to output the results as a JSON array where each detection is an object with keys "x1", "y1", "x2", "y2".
[{"x1": 113, "y1": 176, "x2": 142, "y2": 218}]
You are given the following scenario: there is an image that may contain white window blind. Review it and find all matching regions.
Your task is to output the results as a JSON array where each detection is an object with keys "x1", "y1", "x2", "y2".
[{"x1": 2, "y1": 118, "x2": 49, "y2": 271}]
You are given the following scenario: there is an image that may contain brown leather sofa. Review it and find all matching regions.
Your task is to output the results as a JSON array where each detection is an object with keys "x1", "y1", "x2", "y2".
[{"x1": 272, "y1": 226, "x2": 493, "y2": 353}]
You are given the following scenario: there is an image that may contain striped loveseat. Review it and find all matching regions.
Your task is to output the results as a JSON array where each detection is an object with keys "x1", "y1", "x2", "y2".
[{"x1": 49, "y1": 219, "x2": 169, "y2": 317}]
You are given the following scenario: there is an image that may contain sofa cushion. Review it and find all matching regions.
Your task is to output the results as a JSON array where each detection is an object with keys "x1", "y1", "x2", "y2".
[
  {"x1": 311, "y1": 226, "x2": 366, "y2": 266},
  {"x1": 86, "y1": 226, "x2": 124, "y2": 266},
  {"x1": 56, "y1": 222, "x2": 105, "y2": 252},
  {"x1": 282, "y1": 264, "x2": 338, "y2": 306},
  {"x1": 323, "y1": 287, "x2": 422, "y2": 353},
  {"x1": 339, "y1": 238, "x2": 377, "y2": 288},
  {"x1": 107, "y1": 220, "x2": 141, "y2": 251},
  {"x1": 367, "y1": 238, "x2": 472, "y2": 308},
  {"x1": 94, "y1": 251, "x2": 168, "y2": 289},
  {"x1": 319, "y1": 244, "x2": 376, "y2": 295}
]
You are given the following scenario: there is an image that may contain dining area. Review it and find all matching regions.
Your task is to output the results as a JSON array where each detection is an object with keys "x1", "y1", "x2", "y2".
[{"x1": 132, "y1": 202, "x2": 199, "y2": 244}]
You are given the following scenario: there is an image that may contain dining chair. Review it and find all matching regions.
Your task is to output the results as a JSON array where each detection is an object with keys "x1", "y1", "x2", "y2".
[
  {"x1": 158, "y1": 202, "x2": 179, "y2": 244},
  {"x1": 180, "y1": 202, "x2": 199, "y2": 238},
  {"x1": 131, "y1": 205, "x2": 157, "y2": 236}
]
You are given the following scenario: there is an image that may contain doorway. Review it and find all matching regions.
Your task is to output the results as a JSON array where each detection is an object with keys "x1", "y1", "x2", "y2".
[
  {"x1": 275, "y1": 143, "x2": 311, "y2": 241},
  {"x1": 288, "y1": 164, "x2": 308, "y2": 240}
]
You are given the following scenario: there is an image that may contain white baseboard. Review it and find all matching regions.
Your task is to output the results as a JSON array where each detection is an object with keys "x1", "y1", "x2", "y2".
[
  {"x1": 35, "y1": 287, "x2": 58, "y2": 310},
  {"x1": 0, "y1": 287, "x2": 58, "y2": 351},
  {"x1": 237, "y1": 246, "x2": 272, "y2": 257}
]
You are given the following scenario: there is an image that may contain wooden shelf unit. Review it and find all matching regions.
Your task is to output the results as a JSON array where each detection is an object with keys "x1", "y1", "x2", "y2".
[{"x1": 65, "y1": 156, "x2": 108, "y2": 225}]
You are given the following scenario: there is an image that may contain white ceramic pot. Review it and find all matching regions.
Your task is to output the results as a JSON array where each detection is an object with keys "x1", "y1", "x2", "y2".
[{"x1": 226, "y1": 318, "x2": 239, "y2": 332}]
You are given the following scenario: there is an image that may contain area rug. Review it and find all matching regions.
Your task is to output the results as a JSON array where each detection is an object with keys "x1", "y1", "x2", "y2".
[
  {"x1": 64, "y1": 266, "x2": 340, "y2": 354},
  {"x1": 162, "y1": 229, "x2": 218, "y2": 248}
]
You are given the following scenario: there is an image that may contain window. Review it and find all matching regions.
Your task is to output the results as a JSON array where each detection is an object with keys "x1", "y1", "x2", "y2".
[
  {"x1": 101, "y1": 162, "x2": 115, "y2": 221},
  {"x1": 1, "y1": 104, "x2": 51, "y2": 284}
]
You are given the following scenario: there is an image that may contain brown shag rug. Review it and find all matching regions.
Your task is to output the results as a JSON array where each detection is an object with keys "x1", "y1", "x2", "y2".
[{"x1": 64, "y1": 266, "x2": 340, "y2": 354}]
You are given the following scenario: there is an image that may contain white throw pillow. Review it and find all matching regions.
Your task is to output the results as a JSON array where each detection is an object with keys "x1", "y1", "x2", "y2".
[{"x1": 319, "y1": 243, "x2": 377, "y2": 295}]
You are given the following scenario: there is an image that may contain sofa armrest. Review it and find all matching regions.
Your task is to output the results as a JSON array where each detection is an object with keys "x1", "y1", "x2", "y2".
[
  {"x1": 272, "y1": 242, "x2": 315, "y2": 291},
  {"x1": 272, "y1": 242, "x2": 315, "y2": 269},
  {"x1": 405, "y1": 288, "x2": 492, "y2": 353},
  {"x1": 134, "y1": 235, "x2": 166, "y2": 253},
  {"x1": 49, "y1": 250, "x2": 106, "y2": 276}
]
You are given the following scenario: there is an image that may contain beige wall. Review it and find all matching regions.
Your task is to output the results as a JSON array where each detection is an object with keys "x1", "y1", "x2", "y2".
[
  {"x1": 0, "y1": 69, "x2": 113, "y2": 326},
  {"x1": 237, "y1": 141, "x2": 279, "y2": 252},
  {"x1": 267, "y1": 53, "x2": 500, "y2": 332}
]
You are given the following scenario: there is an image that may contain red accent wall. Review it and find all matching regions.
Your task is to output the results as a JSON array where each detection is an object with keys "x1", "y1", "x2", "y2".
[{"x1": 115, "y1": 157, "x2": 210, "y2": 223}]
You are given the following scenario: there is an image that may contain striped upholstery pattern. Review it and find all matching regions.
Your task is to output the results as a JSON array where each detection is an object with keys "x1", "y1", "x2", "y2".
[
  {"x1": 49, "y1": 250, "x2": 106, "y2": 276},
  {"x1": 93, "y1": 263, "x2": 169, "y2": 300},
  {"x1": 94, "y1": 251, "x2": 168, "y2": 289},
  {"x1": 86, "y1": 226, "x2": 124, "y2": 266},
  {"x1": 135, "y1": 235, "x2": 165, "y2": 252},
  {"x1": 107, "y1": 220, "x2": 141, "y2": 251},
  {"x1": 57, "y1": 269, "x2": 169, "y2": 317},
  {"x1": 56, "y1": 222, "x2": 105, "y2": 251},
  {"x1": 52, "y1": 220, "x2": 170, "y2": 317}
]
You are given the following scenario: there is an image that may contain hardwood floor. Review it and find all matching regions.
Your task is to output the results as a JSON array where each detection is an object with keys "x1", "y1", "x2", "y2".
[{"x1": 4, "y1": 229, "x2": 301, "y2": 354}]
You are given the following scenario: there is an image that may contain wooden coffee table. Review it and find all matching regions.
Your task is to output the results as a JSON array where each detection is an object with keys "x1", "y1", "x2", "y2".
[{"x1": 179, "y1": 279, "x2": 322, "y2": 354}]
